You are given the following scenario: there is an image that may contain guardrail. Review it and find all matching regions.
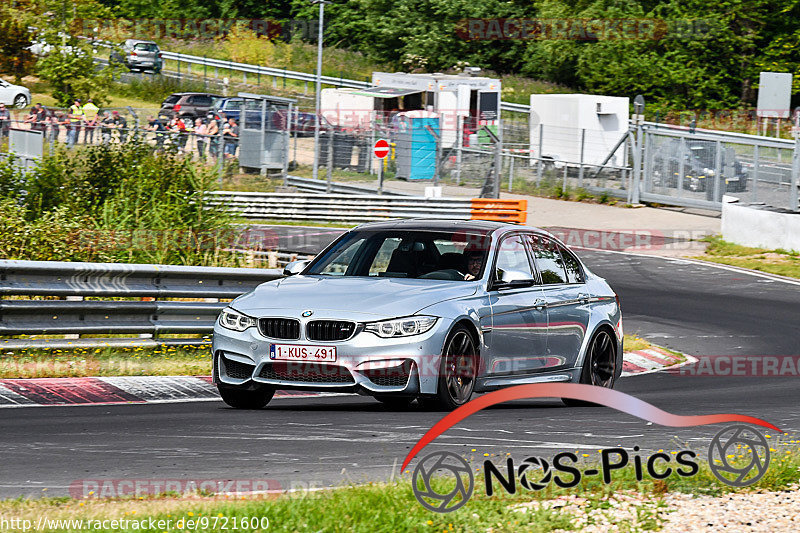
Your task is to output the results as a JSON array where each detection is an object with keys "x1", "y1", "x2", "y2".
[
  {"x1": 0, "y1": 259, "x2": 281, "y2": 348},
  {"x1": 284, "y1": 175, "x2": 411, "y2": 196},
  {"x1": 90, "y1": 39, "x2": 530, "y2": 114},
  {"x1": 206, "y1": 191, "x2": 528, "y2": 224}
]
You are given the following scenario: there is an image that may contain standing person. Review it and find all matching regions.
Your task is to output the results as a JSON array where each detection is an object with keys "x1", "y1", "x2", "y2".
[
  {"x1": 223, "y1": 117, "x2": 239, "y2": 160},
  {"x1": 206, "y1": 117, "x2": 219, "y2": 161},
  {"x1": 67, "y1": 99, "x2": 84, "y2": 148},
  {"x1": 49, "y1": 112, "x2": 64, "y2": 145},
  {"x1": 82, "y1": 99, "x2": 99, "y2": 144},
  {"x1": 0, "y1": 103, "x2": 10, "y2": 141},
  {"x1": 147, "y1": 115, "x2": 166, "y2": 150},
  {"x1": 111, "y1": 111, "x2": 127, "y2": 143},
  {"x1": 99, "y1": 111, "x2": 114, "y2": 144},
  {"x1": 194, "y1": 118, "x2": 208, "y2": 160}
]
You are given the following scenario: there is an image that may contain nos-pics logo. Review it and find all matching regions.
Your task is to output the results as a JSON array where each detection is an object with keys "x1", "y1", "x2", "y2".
[{"x1": 412, "y1": 424, "x2": 771, "y2": 513}]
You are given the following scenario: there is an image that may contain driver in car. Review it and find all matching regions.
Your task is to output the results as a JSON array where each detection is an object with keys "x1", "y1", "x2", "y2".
[{"x1": 464, "y1": 252, "x2": 483, "y2": 281}]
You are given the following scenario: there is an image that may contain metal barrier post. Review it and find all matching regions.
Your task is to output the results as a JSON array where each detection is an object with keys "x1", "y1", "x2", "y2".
[
  {"x1": 326, "y1": 126, "x2": 334, "y2": 191},
  {"x1": 536, "y1": 123, "x2": 543, "y2": 185},
  {"x1": 508, "y1": 154, "x2": 515, "y2": 192},
  {"x1": 752, "y1": 144, "x2": 759, "y2": 204},
  {"x1": 711, "y1": 140, "x2": 722, "y2": 203},
  {"x1": 792, "y1": 130, "x2": 800, "y2": 212},
  {"x1": 578, "y1": 128, "x2": 585, "y2": 188}
]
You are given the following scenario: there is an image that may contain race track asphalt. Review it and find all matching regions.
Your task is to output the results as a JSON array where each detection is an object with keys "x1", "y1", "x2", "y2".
[{"x1": 1, "y1": 249, "x2": 798, "y2": 498}]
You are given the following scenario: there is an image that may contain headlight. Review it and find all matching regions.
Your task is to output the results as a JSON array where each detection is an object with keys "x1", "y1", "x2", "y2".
[
  {"x1": 364, "y1": 316, "x2": 438, "y2": 338},
  {"x1": 219, "y1": 308, "x2": 257, "y2": 332}
]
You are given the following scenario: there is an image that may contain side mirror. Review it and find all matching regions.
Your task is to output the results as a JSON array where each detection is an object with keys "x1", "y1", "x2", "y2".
[
  {"x1": 283, "y1": 260, "x2": 311, "y2": 276},
  {"x1": 493, "y1": 269, "x2": 537, "y2": 290}
]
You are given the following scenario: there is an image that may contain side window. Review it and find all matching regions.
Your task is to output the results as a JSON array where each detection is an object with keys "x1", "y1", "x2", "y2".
[
  {"x1": 368, "y1": 237, "x2": 402, "y2": 276},
  {"x1": 494, "y1": 236, "x2": 534, "y2": 280},
  {"x1": 529, "y1": 235, "x2": 567, "y2": 284},
  {"x1": 195, "y1": 96, "x2": 213, "y2": 106},
  {"x1": 318, "y1": 238, "x2": 365, "y2": 276},
  {"x1": 560, "y1": 246, "x2": 585, "y2": 284}
]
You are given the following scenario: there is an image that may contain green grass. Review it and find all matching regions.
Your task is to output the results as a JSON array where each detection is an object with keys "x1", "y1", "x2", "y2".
[
  {"x1": 0, "y1": 334, "x2": 651, "y2": 379},
  {"x1": 696, "y1": 236, "x2": 800, "y2": 279},
  {"x1": 0, "y1": 344, "x2": 212, "y2": 378},
  {"x1": 2, "y1": 439, "x2": 799, "y2": 532}
]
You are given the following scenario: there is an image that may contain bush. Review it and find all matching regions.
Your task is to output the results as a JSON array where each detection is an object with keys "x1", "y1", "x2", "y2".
[{"x1": 0, "y1": 144, "x2": 242, "y2": 266}]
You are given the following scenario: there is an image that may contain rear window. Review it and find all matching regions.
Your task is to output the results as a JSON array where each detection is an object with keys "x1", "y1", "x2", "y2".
[
  {"x1": 163, "y1": 95, "x2": 180, "y2": 105},
  {"x1": 134, "y1": 43, "x2": 159, "y2": 52}
]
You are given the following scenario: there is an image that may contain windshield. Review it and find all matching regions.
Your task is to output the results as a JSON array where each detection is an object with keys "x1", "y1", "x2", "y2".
[{"x1": 306, "y1": 229, "x2": 491, "y2": 281}]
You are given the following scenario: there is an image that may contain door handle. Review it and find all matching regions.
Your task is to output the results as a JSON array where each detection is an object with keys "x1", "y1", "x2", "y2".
[
  {"x1": 577, "y1": 293, "x2": 590, "y2": 304},
  {"x1": 534, "y1": 298, "x2": 547, "y2": 309}
]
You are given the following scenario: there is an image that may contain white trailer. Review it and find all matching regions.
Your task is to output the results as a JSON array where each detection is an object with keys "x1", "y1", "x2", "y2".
[{"x1": 530, "y1": 94, "x2": 629, "y2": 167}]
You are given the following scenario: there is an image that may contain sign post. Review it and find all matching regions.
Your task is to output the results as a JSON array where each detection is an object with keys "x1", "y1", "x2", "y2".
[{"x1": 373, "y1": 139, "x2": 390, "y2": 193}]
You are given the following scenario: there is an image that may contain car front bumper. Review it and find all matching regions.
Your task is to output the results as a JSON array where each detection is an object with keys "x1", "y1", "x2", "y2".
[{"x1": 212, "y1": 317, "x2": 452, "y2": 396}]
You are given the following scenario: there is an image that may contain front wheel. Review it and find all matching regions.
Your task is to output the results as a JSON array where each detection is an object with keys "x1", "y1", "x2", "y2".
[
  {"x1": 13, "y1": 94, "x2": 27, "y2": 109},
  {"x1": 218, "y1": 384, "x2": 275, "y2": 409},
  {"x1": 562, "y1": 329, "x2": 618, "y2": 407},
  {"x1": 420, "y1": 325, "x2": 478, "y2": 411}
]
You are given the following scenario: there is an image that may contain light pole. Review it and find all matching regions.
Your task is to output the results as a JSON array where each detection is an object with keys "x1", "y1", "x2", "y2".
[{"x1": 311, "y1": 0, "x2": 330, "y2": 180}]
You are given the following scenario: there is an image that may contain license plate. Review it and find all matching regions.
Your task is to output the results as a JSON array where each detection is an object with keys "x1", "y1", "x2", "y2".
[{"x1": 270, "y1": 343, "x2": 337, "y2": 362}]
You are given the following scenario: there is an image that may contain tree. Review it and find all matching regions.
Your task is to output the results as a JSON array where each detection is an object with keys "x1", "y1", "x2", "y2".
[
  {"x1": 35, "y1": 39, "x2": 116, "y2": 107},
  {"x1": 0, "y1": 11, "x2": 34, "y2": 82}
]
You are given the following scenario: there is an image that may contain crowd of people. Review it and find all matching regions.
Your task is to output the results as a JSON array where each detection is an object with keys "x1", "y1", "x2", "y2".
[{"x1": 0, "y1": 100, "x2": 240, "y2": 162}]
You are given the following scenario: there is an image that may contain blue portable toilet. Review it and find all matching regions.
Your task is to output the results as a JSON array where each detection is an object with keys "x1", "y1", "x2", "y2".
[{"x1": 394, "y1": 110, "x2": 439, "y2": 180}]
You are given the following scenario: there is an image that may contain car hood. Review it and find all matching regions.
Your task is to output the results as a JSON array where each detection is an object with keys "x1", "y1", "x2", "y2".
[{"x1": 230, "y1": 275, "x2": 478, "y2": 320}]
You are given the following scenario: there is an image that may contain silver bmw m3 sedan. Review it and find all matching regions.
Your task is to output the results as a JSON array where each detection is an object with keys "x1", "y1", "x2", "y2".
[{"x1": 212, "y1": 220, "x2": 623, "y2": 410}]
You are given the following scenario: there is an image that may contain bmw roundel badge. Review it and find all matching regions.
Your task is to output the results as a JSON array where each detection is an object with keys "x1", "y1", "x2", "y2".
[{"x1": 301, "y1": 310, "x2": 313, "y2": 317}]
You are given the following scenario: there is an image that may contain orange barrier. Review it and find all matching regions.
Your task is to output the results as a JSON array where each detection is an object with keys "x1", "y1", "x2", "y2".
[{"x1": 470, "y1": 199, "x2": 528, "y2": 224}]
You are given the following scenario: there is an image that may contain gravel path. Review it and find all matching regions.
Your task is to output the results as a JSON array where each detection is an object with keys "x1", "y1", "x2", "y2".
[{"x1": 660, "y1": 487, "x2": 800, "y2": 532}]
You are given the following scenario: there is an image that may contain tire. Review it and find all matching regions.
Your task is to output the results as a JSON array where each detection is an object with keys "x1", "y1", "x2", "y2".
[
  {"x1": 562, "y1": 329, "x2": 618, "y2": 407},
  {"x1": 374, "y1": 395, "x2": 416, "y2": 410},
  {"x1": 13, "y1": 94, "x2": 27, "y2": 109},
  {"x1": 420, "y1": 325, "x2": 478, "y2": 411},
  {"x1": 218, "y1": 384, "x2": 275, "y2": 409}
]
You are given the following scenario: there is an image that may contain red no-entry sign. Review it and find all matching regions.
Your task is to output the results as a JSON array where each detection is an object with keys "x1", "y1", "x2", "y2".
[{"x1": 373, "y1": 139, "x2": 390, "y2": 159}]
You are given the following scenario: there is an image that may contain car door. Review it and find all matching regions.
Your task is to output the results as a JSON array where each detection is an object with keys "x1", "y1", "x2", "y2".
[
  {"x1": 484, "y1": 234, "x2": 548, "y2": 376},
  {"x1": 0, "y1": 81, "x2": 11, "y2": 105},
  {"x1": 527, "y1": 234, "x2": 591, "y2": 369}
]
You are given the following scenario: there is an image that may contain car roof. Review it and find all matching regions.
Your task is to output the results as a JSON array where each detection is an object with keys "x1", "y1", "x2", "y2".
[{"x1": 353, "y1": 219, "x2": 550, "y2": 235}]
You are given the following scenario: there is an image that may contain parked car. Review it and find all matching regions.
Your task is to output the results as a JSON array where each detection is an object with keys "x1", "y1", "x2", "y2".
[
  {"x1": 159, "y1": 93, "x2": 222, "y2": 120},
  {"x1": 110, "y1": 40, "x2": 163, "y2": 73},
  {"x1": 0, "y1": 79, "x2": 31, "y2": 109},
  {"x1": 294, "y1": 111, "x2": 332, "y2": 137},
  {"x1": 210, "y1": 97, "x2": 293, "y2": 130},
  {"x1": 212, "y1": 219, "x2": 623, "y2": 410},
  {"x1": 652, "y1": 141, "x2": 748, "y2": 193}
]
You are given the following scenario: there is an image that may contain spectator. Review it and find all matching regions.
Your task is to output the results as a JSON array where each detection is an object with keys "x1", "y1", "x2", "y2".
[
  {"x1": 223, "y1": 117, "x2": 239, "y2": 159},
  {"x1": 147, "y1": 115, "x2": 166, "y2": 149},
  {"x1": 111, "y1": 111, "x2": 127, "y2": 143},
  {"x1": 67, "y1": 99, "x2": 84, "y2": 147},
  {"x1": 0, "y1": 103, "x2": 10, "y2": 140},
  {"x1": 48, "y1": 112, "x2": 63, "y2": 145},
  {"x1": 206, "y1": 117, "x2": 220, "y2": 161},
  {"x1": 82, "y1": 99, "x2": 99, "y2": 144},
  {"x1": 168, "y1": 115, "x2": 188, "y2": 153},
  {"x1": 194, "y1": 118, "x2": 208, "y2": 160},
  {"x1": 99, "y1": 111, "x2": 114, "y2": 144}
]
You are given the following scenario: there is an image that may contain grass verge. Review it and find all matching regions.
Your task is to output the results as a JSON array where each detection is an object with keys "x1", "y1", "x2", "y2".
[
  {"x1": 695, "y1": 236, "x2": 800, "y2": 279},
  {"x1": 1, "y1": 439, "x2": 798, "y2": 532},
  {"x1": 0, "y1": 335, "x2": 650, "y2": 379},
  {"x1": 0, "y1": 344, "x2": 211, "y2": 379}
]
